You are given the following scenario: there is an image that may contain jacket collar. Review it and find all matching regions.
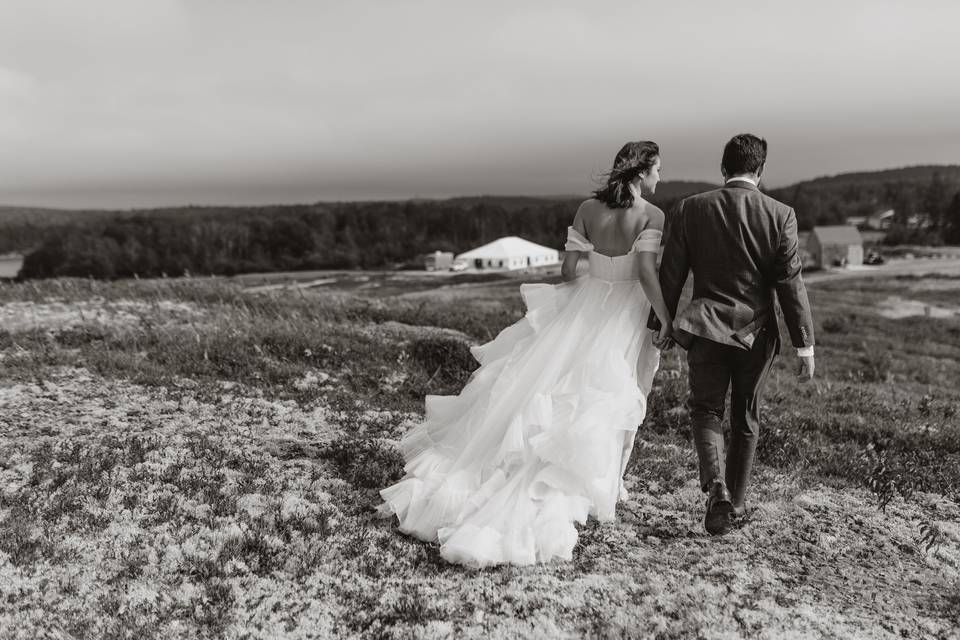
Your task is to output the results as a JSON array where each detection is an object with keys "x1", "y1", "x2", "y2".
[{"x1": 724, "y1": 177, "x2": 760, "y2": 192}]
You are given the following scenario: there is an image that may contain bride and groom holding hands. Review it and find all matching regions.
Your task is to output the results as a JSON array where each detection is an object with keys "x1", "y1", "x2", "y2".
[{"x1": 378, "y1": 133, "x2": 816, "y2": 567}]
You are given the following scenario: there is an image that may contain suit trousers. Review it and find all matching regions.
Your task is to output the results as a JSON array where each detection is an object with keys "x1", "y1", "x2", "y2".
[{"x1": 686, "y1": 328, "x2": 778, "y2": 507}]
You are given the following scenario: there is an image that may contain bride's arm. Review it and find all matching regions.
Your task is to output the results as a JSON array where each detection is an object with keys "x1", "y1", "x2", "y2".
[
  {"x1": 638, "y1": 252, "x2": 671, "y2": 330},
  {"x1": 636, "y1": 207, "x2": 671, "y2": 330},
  {"x1": 561, "y1": 204, "x2": 589, "y2": 282},
  {"x1": 561, "y1": 251, "x2": 582, "y2": 282}
]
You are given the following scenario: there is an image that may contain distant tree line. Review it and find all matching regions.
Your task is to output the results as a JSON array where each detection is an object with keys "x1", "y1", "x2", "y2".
[
  {"x1": 12, "y1": 166, "x2": 960, "y2": 280},
  {"x1": 0, "y1": 208, "x2": 117, "y2": 256},
  {"x1": 19, "y1": 199, "x2": 587, "y2": 279}
]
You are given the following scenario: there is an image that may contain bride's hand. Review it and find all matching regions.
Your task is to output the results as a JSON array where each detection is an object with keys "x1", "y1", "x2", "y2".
[{"x1": 653, "y1": 323, "x2": 674, "y2": 350}]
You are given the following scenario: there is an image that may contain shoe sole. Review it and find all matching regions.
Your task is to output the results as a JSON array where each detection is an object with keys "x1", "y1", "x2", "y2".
[{"x1": 705, "y1": 500, "x2": 734, "y2": 535}]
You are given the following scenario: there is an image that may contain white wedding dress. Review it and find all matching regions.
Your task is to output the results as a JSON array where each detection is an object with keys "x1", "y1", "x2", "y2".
[{"x1": 377, "y1": 225, "x2": 662, "y2": 567}]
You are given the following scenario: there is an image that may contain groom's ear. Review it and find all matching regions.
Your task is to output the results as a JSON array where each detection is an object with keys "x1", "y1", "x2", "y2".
[{"x1": 756, "y1": 162, "x2": 765, "y2": 179}]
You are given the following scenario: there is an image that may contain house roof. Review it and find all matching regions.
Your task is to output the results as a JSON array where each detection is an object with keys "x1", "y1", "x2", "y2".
[
  {"x1": 456, "y1": 236, "x2": 558, "y2": 260},
  {"x1": 813, "y1": 225, "x2": 863, "y2": 245}
]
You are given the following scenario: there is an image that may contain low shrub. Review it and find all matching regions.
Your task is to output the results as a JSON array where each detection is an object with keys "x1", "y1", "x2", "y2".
[
  {"x1": 318, "y1": 437, "x2": 406, "y2": 489},
  {"x1": 859, "y1": 347, "x2": 893, "y2": 383},
  {"x1": 409, "y1": 335, "x2": 477, "y2": 386},
  {"x1": 821, "y1": 315, "x2": 851, "y2": 334}
]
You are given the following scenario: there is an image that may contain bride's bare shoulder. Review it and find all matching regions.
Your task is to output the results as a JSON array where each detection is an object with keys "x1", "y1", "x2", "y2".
[
  {"x1": 572, "y1": 198, "x2": 600, "y2": 231},
  {"x1": 643, "y1": 202, "x2": 665, "y2": 230},
  {"x1": 576, "y1": 198, "x2": 601, "y2": 216},
  {"x1": 628, "y1": 199, "x2": 665, "y2": 231}
]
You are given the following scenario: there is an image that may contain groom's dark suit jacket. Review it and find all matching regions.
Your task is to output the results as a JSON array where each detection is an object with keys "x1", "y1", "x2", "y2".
[{"x1": 649, "y1": 180, "x2": 815, "y2": 353}]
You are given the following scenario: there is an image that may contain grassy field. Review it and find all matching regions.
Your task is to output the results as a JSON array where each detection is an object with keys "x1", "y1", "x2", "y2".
[{"x1": 0, "y1": 273, "x2": 958, "y2": 639}]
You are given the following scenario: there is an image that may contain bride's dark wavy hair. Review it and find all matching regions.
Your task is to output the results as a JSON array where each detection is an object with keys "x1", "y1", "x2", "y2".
[{"x1": 592, "y1": 141, "x2": 660, "y2": 209}]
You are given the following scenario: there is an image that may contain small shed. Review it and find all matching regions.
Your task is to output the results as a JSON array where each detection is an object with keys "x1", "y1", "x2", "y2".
[
  {"x1": 845, "y1": 215, "x2": 868, "y2": 228},
  {"x1": 809, "y1": 225, "x2": 864, "y2": 268},
  {"x1": 424, "y1": 251, "x2": 454, "y2": 271},
  {"x1": 867, "y1": 209, "x2": 895, "y2": 230},
  {"x1": 454, "y1": 237, "x2": 559, "y2": 271}
]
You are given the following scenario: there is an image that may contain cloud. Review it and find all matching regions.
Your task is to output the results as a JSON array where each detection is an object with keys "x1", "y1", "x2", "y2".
[
  {"x1": 0, "y1": 66, "x2": 34, "y2": 96},
  {"x1": 0, "y1": 0, "x2": 958, "y2": 207}
]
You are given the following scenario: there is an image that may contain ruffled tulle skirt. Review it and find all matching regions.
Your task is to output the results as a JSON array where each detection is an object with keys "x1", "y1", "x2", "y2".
[{"x1": 377, "y1": 274, "x2": 660, "y2": 567}]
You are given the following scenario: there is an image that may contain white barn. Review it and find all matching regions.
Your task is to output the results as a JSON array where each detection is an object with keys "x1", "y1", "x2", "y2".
[
  {"x1": 455, "y1": 237, "x2": 560, "y2": 271},
  {"x1": 809, "y1": 225, "x2": 864, "y2": 269}
]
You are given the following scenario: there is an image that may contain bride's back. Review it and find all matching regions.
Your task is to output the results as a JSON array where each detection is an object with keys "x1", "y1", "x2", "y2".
[{"x1": 576, "y1": 198, "x2": 653, "y2": 257}]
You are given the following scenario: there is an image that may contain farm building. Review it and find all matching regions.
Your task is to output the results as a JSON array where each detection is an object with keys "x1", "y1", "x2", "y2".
[
  {"x1": 856, "y1": 209, "x2": 932, "y2": 231},
  {"x1": 848, "y1": 209, "x2": 895, "y2": 230},
  {"x1": 454, "y1": 236, "x2": 559, "y2": 271},
  {"x1": 423, "y1": 251, "x2": 454, "y2": 271},
  {"x1": 867, "y1": 209, "x2": 895, "y2": 230},
  {"x1": 809, "y1": 225, "x2": 864, "y2": 268},
  {"x1": 845, "y1": 215, "x2": 868, "y2": 228},
  {"x1": 906, "y1": 212, "x2": 935, "y2": 229}
]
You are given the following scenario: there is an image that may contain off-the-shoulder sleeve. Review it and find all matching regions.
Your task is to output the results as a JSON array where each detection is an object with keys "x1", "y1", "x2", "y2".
[
  {"x1": 632, "y1": 229, "x2": 663, "y2": 254},
  {"x1": 564, "y1": 226, "x2": 593, "y2": 252}
]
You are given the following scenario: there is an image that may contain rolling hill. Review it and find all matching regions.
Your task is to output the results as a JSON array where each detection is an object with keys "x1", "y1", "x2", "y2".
[{"x1": 767, "y1": 165, "x2": 960, "y2": 229}]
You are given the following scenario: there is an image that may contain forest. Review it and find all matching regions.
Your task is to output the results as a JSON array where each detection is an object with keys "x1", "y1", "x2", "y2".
[
  {"x1": 767, "y1": 164, "x2": 960, "y2": 245},
  {"x1": 6, "y1": 166, "x2": 960, "y2": 279}
]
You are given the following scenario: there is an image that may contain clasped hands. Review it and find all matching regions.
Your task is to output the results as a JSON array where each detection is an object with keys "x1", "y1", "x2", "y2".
[{"x1": 653, "y1": 322, "x2": 676, "y2": 351}]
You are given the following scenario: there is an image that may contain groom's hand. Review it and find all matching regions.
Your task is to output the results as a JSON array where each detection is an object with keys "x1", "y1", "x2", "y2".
[{"x1": 797, "y1": 355, "x2": 815, "y2": 381}]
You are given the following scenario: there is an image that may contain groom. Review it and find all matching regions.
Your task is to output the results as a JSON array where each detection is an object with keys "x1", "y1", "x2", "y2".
[{"x1": 650, "y1": 133, "x2": 815, "y2": 535}]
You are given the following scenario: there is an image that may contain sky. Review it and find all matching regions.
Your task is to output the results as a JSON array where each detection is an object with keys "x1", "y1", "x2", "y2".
[{"x1": 1, "y1": 0, "x2": 959, "y2": 209}]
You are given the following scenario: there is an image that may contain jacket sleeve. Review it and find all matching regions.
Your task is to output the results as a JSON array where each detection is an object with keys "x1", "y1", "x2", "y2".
[
  {"x1": 774, "y1": 208, "x2": 815, "y2": 349},
  {"x1": 647, "y1": 199, "x2": 690, "y2": 331}
]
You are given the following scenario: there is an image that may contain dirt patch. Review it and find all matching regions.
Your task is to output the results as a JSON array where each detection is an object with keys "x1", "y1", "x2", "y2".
[
  {"x1": 876, "y1": 295, "x2": 960, "y2": 319},
  {"x1": 0, "y1": 299, "x2": 203, "y2": 332},
  {"x1": 0, "y1": 366, "x2": 338, "y2": 445}
]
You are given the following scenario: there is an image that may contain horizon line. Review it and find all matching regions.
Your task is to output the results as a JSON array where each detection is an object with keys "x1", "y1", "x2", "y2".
[{"x1": 1, "y1": 162, "x2": 958, "y2": 212}]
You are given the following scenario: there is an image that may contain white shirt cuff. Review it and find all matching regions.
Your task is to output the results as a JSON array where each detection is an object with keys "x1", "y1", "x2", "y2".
[{"x1": 796, "y1": 346, "x2": 814, "y2": 357}]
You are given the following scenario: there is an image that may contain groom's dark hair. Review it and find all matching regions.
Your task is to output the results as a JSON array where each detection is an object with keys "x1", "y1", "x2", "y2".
[{"x1": 722, "y1": 134, "x2": 767, "y2": 176}]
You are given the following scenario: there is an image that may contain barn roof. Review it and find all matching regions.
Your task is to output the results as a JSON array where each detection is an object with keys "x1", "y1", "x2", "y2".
[
  {"x1": 812, "y1": 225, "x2": 863, "y2": 245},
  {"x1": 456, "y1": 236, "x2": 558, "y2": 260}
]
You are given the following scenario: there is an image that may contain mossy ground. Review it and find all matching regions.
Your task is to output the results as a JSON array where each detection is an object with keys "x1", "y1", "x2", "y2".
[{"x1": 0, "y1": 275, "x2": 957, "y2": 639}]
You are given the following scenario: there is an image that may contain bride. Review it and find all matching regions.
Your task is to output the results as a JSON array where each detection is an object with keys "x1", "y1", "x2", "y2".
[{"x1": 377, "y1": 141, "x2": 673, "y2": 567}]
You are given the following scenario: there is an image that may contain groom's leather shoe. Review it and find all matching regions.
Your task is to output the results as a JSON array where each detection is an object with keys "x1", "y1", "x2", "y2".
[{"x1": 704, "y1": 481, "x2": 734, "y2": 536}]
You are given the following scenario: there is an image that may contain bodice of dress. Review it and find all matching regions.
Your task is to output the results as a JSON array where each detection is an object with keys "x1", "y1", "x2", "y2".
[{"x1": 564, "y1": 226, "x2": 663, "y2": 282}]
